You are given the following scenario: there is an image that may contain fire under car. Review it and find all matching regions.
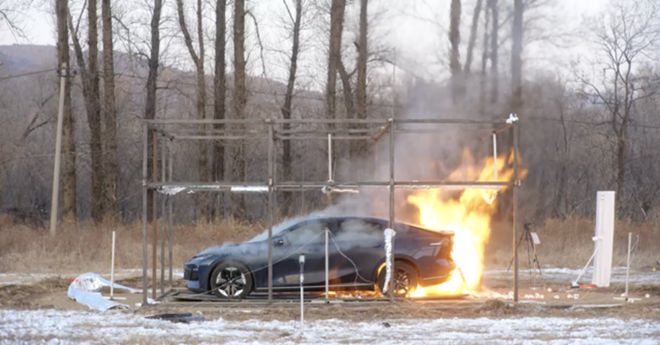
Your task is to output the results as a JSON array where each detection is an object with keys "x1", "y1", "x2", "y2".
[{"x1": 183, "y1": 216, "x2": 455, "y2": 298}]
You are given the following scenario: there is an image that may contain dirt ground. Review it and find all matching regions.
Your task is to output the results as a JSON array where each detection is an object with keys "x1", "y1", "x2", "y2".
[{"x1": 1, "y1": 271, "x2": 658, "y2": 321}]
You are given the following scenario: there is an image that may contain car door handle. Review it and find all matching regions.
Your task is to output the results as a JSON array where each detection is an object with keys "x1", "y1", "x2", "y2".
[{"x1": 429, "y1": 241, "x2": 444, "y2": 246}]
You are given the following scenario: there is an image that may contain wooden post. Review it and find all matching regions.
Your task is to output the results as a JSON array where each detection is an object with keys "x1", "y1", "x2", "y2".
[{"x1": 49, "y1": 63, "x2": 67, "y2": 236}]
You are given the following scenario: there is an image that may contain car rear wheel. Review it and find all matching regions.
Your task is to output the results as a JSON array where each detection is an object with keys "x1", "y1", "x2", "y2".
[
  {"x1": 209, "y1": 261, "x2": 252, "y2": 299},
  {"x1": 377, "y1": 261, "x2": 418, "y2": 297}
]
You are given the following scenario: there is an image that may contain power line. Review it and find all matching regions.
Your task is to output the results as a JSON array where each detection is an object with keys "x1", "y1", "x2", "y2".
[{"x1": 0, "y1": 68, "x2": 57, "y2": 82}]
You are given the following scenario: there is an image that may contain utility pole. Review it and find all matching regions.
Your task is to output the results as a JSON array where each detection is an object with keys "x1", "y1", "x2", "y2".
[{"x1": 49, "y1": 63, "x2": 67, "y2": 236}]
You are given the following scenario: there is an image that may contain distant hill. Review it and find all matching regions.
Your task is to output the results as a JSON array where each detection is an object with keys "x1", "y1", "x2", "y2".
[{"x1": 0, "y1": 45, "x2": 57, "y2": 73}]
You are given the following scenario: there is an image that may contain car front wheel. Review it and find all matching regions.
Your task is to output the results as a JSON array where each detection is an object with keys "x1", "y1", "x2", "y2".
[{"x1": 209, "y1": 261, "x2": 253, "y2": 299}]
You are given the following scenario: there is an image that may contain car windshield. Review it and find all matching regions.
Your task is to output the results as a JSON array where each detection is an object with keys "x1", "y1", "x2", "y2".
[{"x1": 247, "y1": 216, "x2": 306, "y2": 242}]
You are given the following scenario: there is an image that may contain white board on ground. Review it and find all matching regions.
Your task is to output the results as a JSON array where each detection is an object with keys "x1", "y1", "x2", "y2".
[{"x1": 592, "y1": 191, "x2": 615, "y2": 287}]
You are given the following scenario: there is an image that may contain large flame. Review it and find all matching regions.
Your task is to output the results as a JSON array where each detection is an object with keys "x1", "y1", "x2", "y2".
[{"x1": 409, "y1": 149, "x2": 525, "y2": 297}]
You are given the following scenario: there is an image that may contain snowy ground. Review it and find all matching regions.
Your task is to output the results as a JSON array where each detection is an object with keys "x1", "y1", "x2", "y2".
[
  {"x1": 484, "y1": 266, "x2": 660, "y2": 285},
  {"x1": 0, "y1": 309, "x2": 658, "y2": 345}
]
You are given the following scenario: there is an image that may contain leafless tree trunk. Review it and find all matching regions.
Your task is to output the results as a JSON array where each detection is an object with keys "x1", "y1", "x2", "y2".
[
  {"x1": 510, "y1": 0, "x2": 523, "y2": 113},
  {"x1": 102, "y1": 0, "x2": 119, "y2": 220},
  {"x1": 325, "y1": 0, "x2": 346, "y2": 121},
  {"x1": 449, "y1": 0, "x2": 463, "y2": 104},
  {"x1": 337, "y1": 59, "x2": 355, "y2": 118},
  {"x1": 479, "y1": 2, "x2": 490, "y2": 113},
  {"x1": 356, "y1": 0, "x2": 368, "y2": 120},
  {"x1": 176, "y1": 0, "x2": 209, "y2": 221},
  {"x1": 144, "y1": 0, "x2": 163, "y2": 222},
  {"x1": 464, "y1": 0, "x2": 482, "y2": 74},
  {"x1": 489, "y1": 0, "x2": 498, "y2": 103},
  {"x1": 68, "y1": 0, "x2": 102, "y2": 221},
  {"x1": 56, "y1": 0, "x2": 77, "y2": 221},
  {"x1": 352, "y1": 0, "x2": 368, "y2": 158},
  {"x1": 232, "y1": 0, "x2": 247, "y2": 218},
  {"x1": 87, "y1": 0, "x2": 105, "y2": 222},
  {"x1": 280, "y1": 0, "x2": 302, "y2": 216},
  {"x1": 213, "y1": 0, "x2": 226, "y2": 219}
]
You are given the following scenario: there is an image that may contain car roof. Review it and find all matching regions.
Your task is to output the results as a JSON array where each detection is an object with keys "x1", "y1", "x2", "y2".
[{"x1": 299, "y1": 215, "x2": 455, "y2": 235}]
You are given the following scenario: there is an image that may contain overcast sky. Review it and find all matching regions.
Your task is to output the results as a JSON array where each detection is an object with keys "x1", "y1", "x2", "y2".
[{"x1": 0, "y1": 0, "x2": 608, "y2": 86}]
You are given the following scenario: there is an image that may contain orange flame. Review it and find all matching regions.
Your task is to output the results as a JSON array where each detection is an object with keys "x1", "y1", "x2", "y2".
[{"x1": 409, "y1": 149, "x2": 526, "y2": 297}]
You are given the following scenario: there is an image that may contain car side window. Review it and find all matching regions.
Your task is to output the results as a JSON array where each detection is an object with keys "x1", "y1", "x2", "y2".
[
  {"x1": 284, "y1": 220, "x2": 327, "y2": 245},
  {"x1": 335, "y1": 219, "x2": 383, "y2": 244}
]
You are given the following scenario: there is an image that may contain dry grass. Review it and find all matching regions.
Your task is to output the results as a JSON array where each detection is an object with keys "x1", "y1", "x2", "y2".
[
  {"x1": 0, "y1": 214, "x2": 658, "y2": 273},
  {"x1": 0, "y1": 217, "x2": 262, "y2": 273},
  {"x1": 485, "y1": 213, "x2": 660, "y2": 269}
]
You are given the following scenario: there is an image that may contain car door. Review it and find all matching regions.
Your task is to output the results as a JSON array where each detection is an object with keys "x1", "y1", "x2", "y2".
[
  {"x1": 330, "y1": 218, "x2": 384, "y2": 286},
  {"x1": 271, "y1": 219, "x2": 331, "y2": 288}
]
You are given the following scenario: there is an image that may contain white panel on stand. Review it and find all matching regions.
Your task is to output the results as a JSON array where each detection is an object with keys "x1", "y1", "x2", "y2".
[{"x1": 592, "y1": 191, "x2": 615, "y2": 287}]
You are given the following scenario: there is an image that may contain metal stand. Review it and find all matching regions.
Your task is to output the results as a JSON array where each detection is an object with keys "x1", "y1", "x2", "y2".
[
  {"x1": 508, "y1": 223, "x2": 543, "y2": 285},
  {"x1": 139, "y1": 115, "x2": 522, "y2": 304}
]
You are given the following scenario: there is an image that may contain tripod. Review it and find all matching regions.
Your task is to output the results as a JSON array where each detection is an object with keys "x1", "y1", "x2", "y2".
[{"x1": 507, "y1": 223, "x2": 543, "y2": 285}]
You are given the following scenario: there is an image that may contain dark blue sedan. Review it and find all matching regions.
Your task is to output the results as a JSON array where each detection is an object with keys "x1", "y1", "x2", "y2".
[{"x1": 183, "y1": 216, "x2": 455, "y2": 298}]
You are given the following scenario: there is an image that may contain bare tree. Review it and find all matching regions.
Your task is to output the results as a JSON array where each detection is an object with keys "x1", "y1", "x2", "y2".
[
  {"x1": 212, "y1": 0, "x2": 227, "y2": 219},
  {"x1": 0, "y1": 0, "x2": 32, "y2": 39},
  {"x1": 479, "y1": 1, "x2": 490, "y2": 113},
  {"x1": 232, "y1": 0, "x2": 247, "y2": 218},
  {"x1": 337, "y1": 59, "x2": 355, "y2": 117},
  {"x1": 144, "y1": 0, "x2": 163, "y2": 222},
  {"x1": 580, "y1": 0, "x2": 660, "y2": 204},
  {"x1": 510, "y1": 0, "x2": 523, "y2": 113},
  {"x1": 464, "y1": 0, "x2": 483, "y2": 74},
  {"x1": 355, "y1": 0, "x2": 368, "y2": 121},
  {"x1": 352, "y1": 0, "x2": 368, "y2": 158},
  {"x1": 176, "y1": 0, "x2": 209, "y2": 221},
  {"x1": 102, "y1": 0, "x2": 119, "y2": 220},
  {"x1": 325, "y1": 0, "x2": 346, "y2": 121},
  {"x1": 449, "y1": 0, "x2": 463, "y2": 104},
  {"x1": 56, "y1": 0, "x2": 77, "y2": 221},
  {"x1": 489, "y1": 0, "x2": 498, "y2": 103},
  {"x1": 280, "y1": 0, "x2": 303, "y2": 215},
  {"x1": 70, "y1": 0, "x2": 105, "y2": 222}
]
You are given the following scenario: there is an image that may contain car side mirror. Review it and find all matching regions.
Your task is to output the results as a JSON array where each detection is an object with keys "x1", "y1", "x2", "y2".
[{"x1": 273, "y1": 237, "x2": 285, "y2": 247}]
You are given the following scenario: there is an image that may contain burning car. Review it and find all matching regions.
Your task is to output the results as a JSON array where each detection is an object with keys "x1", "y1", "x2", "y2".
[{"x1": 184, "y1": 216, "x2": 455, "y2": 299}]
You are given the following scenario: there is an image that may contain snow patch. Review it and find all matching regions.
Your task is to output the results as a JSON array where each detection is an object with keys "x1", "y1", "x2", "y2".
[{"x1": 0, "y1": 309, "x2": 658, "y2": 344}]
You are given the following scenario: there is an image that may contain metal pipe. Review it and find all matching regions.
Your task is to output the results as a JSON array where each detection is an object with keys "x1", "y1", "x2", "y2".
[
  {"x1": 144, "y1": 117, "x2": 508, "y2": 125},
  {"x1": 144, "y1": 118, "x2": 263, "y2": 125},
  {"x1": 325, "y1": 227, "x2": 329, "y2": 302},
  {"x1": 276, "y1": 128, "x2": 376, "y2": 135},
  {"x1": 267, "y1": 121, "x2": 274, "y2": 301},
  {"x1": 49, "y1": 63, "x2": 67, "y2": 236},
  {"x1": 167, "y1": 142, "x2": 173, "y2": 287},
  {"x1": 388, "y1": 118, "x2": 395, "y2": 298},
  {"x1": 160, "y1": 138, "x2": 166, "y2": 295},
  {"x1": 299, "y1": 254, "x2": 305, "y2": 332},
  {"x1": 141, "y1": 124, "x2": 149, "y2": 305},
  {"x1": 149, "y1": 180, "x2": 510, "y2": 188},
  {"x1": 513, "y1": 117, "x2": 520, "y2": 302},
  {"x1": 275, "y1": 135, "x2": 375, "y2": 141},
  {"x1": 327, "y1": 133, "x2": 333, "y2": 182},
  {"x1": 151, "y1": 131, "x2": 158, "y2": 300},
  {"x1": 624, "y1": 232, "x2": 632, "y2": 298},
  {"x1": 110, "y1": 230, "x2": 116, "y2": 300},
  {"x1": 172, "y1": 135, "x2": 265, "y2": 141},
  {"x1": 492, "y1": 132, "x2": 498, "y2": 180}
]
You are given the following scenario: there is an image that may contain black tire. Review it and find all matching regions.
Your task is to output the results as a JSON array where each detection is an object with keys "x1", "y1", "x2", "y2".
[
  {"x1": 209, "y1": 261, "x2": 253, "y2": 299},
  {"x1": 377, "y1": 261, "x2": 418, "y2": 297}
]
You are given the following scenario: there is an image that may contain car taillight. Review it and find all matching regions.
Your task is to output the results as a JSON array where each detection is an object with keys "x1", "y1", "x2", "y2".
[{"x1": 437, "y1": 237, "x2": 453, "y2": 259}]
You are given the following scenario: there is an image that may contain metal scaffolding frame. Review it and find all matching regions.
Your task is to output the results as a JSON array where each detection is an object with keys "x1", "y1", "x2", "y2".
[{"x1": 140, "y1": 116, "x2": 521, "y2": 304}]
